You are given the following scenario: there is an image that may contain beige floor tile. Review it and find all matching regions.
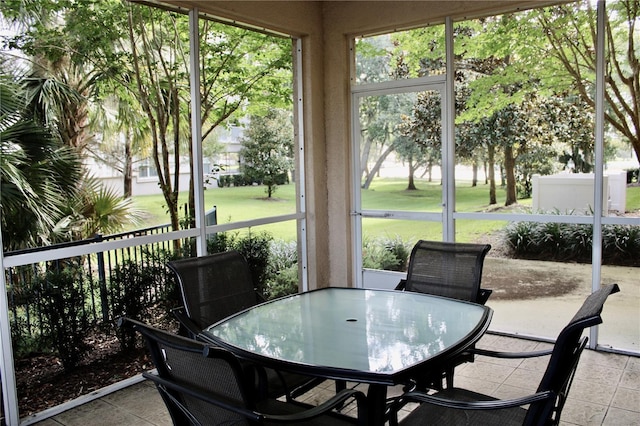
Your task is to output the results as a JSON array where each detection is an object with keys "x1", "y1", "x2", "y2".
[
  {"x1": 503, "y1": 367, "x2": 545, "y2": 392},
  {"x1": 620, "y1": 368, "x2": 640, "y2": 390},
  {"x1": 457, "y1": 359, "x2": 515, "y2": 383},
  {"x1": 102, "y1": 383, "x2": 165, "y2": 419},
  {"x1": 602, "y1": 407, "x2": 640, "y2": 426},
  {"x1": 561, "y1": 398, "x2": 607, "y2": 426},
  {"x1": 487, "y1": 335, "x2": 541, "y2": 352},
  {"x1": 611, "y1": 387, "x2": 640, "y2": 412},
  {"x1": 575, "y1": 363, "x2": 624, "y2": 387},
  {"x1": 569, "y1": 377, "x2": 617, "y2": 406},
  {"x1": 475, "y1": 333, "x2": 502, "y2": 348},
  {"x1": 51, "y1": 399, "x2": 154, "y2": 426},
  {"x1": 453, "y1": 374, "x2": 501, "y2": 395},
  {"x1": 580, "y1": 349, "x2": 630, "y2": 370},
  {"x1": 475, "y1": 353, "x2": 524, "y2": 368},
  {"x1": 28, "y1": 419, "x2": 62, "y2": 426},
  {"x1": 626, "y1": 357, "x2": 640, "y2": 371},
  {"x1": 491, "y1": 383, "x2": 532, "y2": 400},
  {"x1": 518, "y1": 352, "x2": 553, "y2": 372}
]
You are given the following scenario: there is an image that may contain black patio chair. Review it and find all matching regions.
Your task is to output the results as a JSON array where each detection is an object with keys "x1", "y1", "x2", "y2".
[
  {"x1": 167, "y1": 251, "x2": 328, "y2": 401},
  {"x1": 119, "y1": 317, "x2": 366, "y2": 426},
  {"x1": 388, "y1": 283, "x2": 620, "y2": 426},
  {"x1": 395, "y1": 240, "x2": 492, "y2": 389},
  {"x1": 396, "y1": 240, "x2": 492, "y2": 304}
]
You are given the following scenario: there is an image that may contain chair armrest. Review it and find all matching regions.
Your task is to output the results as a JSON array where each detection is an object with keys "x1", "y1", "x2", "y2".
[
  {"x1": 170, "y1": 306, "x2": 202, "y2": 339},
  {"x1": 144, "y1": 371, "x2": 365, "y2": 424},
  {"x1": 471, "y1": 347, "x2": 554, "y2": 359},
  {"x1": 143, "y1": 371, "x2": 262, "y2": 421},
  {"x1": 478, "y1": 289, "x2": 492, "y2": 305},
  {"x1": 264, "y1": 388, "x2": 366, "y2": 423},
  {"x1": 395, "y1": 279, "x2": 407, "y2": 291},
  {"x1": 396, "y1": 389, "x2": 553, "y2": 411}
]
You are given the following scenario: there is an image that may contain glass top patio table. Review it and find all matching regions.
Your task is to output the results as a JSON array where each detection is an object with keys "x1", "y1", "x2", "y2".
[{"x1": 200, "y1": 287, "x2": 492, "y2": 385}]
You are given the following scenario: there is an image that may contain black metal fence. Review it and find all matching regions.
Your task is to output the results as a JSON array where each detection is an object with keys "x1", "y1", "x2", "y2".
[{"x1": 3, "y1": 223, "x2": 179, "y2": 354}]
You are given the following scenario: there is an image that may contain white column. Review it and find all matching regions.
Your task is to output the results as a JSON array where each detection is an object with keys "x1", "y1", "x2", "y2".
[
  {"x1": 443, "y1": 16, "x2": 456, "y2": 241},
  {"x1": 0, "y1": 230, "x2": 19, "y2": 425},
  {"x1": 590, "y1": 0, "x2": 606, "y2": 348},
  {"x1": 189, "y1": 8, "x2": 208, "y2": 257}
]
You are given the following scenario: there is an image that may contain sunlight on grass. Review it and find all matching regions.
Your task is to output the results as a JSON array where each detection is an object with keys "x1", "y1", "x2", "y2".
[{"x1": 129, "y1": 179, "x2": 640, "y2": 242}]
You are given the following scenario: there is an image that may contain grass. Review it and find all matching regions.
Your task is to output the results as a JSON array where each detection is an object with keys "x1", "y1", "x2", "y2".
[{"x1": 129, "y1": 179, "x2": 640, "y2": 242}]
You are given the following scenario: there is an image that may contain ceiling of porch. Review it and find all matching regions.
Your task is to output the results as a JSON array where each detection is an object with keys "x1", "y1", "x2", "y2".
[{"x1": 136, "y1": 1, "x2": 567, "y2": 36}]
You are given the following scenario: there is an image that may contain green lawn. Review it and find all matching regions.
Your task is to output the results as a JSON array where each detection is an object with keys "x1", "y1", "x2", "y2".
[{"x1": 130, "y1": 180, "x2": 640, "y2": 242}]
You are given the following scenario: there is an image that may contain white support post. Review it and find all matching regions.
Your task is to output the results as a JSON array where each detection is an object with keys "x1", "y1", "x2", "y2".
[
  {"x1": 293, "y1": 38, "x2": 309, "y2": 292},
  {"x1": 443, "y1": 16, "x2": 456, "y2": 241},
  {"x1": 189, "y1": 8, "x2": 208, "y2": 257},
  {"x1": 0, "y1": 231, "x2": 19, "y2": 426},
  {"x1": 590, "y1": 0, "x2": 606, "y2": 348}
]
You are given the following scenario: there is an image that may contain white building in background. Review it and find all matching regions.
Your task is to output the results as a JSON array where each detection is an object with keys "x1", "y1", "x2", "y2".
[{"x1": 86, "y1": 125, "x2": 244, "y2": 197}]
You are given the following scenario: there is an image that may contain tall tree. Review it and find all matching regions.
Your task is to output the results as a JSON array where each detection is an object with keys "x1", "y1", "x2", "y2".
[
  {"x1": 356, "y1": 36, "x2": 412, "y2": 189},
  {"x1": 3, "y1": 0, "x2": 292, "y2": 232},
  {"x1": 536, "y1": 1, "x2": 639, "y2": 163},
  {"x1": 397, "y1": 91, "x2": 442, "y2": 190},
  {"x1": 239, "y1": 109, "x2": 294, "y2": 198}
]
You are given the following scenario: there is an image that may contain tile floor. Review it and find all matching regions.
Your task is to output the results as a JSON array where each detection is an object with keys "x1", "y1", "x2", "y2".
[{"x1": 31, "y1": 334, "x2": 640, "y2": 425}]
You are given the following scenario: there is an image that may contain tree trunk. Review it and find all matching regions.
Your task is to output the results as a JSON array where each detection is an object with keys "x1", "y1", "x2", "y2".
[
  {"x1": 488, "y1": 145, "x2": 496, "y2": 205},
  {"x1": 188, "y1": 130, "x2": 196, "y2": 229},
  {"x1": 123, "y1": 138, "x2": 132, "y2": 198},
  {"x1": 471, "y1": 161, "x2": 478, "y2": 187},
  {"x1": 360, "y1": 136, "x2": 373, "y2": 184},
  {"x1": 483, "y1": 160, "x2": 488, "y2": 185},
  {"x1": 407, "y1": 157, "x2": 417, "y2": 190},
  {"x1": 362, "y1": 144, "x2": 395, "y2": 189},
  {"x1": 504, "y1": 145, "x2": 517, "y2": 206}
]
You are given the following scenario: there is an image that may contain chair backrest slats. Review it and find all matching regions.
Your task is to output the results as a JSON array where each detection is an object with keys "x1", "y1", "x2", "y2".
[
  {"x1": 124, "y1": 318, "x2": 255, "y2": 425},
  {"x1": 405, "y1": 240, "x2": 491, "y2": 303},
  {"x1": 167, "y1": 251, "x2": 258, "y2": 329},
  {"x1": 524, "y1": 283, "x2": 620, "y2": 426}
]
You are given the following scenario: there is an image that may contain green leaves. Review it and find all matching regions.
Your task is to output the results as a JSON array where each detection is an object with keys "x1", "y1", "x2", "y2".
[{"x1": 239, "y1": 108, "x2": 294, "y2": 198}]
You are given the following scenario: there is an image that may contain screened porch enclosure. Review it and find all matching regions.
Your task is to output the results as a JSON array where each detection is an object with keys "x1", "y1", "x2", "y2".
[{"x1": 1, "y1": 0, "x2": 639, "y2": 424}]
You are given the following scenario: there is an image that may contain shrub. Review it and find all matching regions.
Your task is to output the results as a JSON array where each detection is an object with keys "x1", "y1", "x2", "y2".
[
  {"x1": 207, "y1": 231, "x2": 236, "y2": 254},
  {"x1": 504, "y1": 221, "x2": 639, "y2": 265},
  {"x1": 363, "y1": 236, "x2": 412, "y2": 271},
  {"x1": 109, "y1": 260, "x2": 149, "y2": 350},
  {"x1": 10, "y1": 316, "x2": 48, "y2": 359},
  {"x1": 36, "y1": 264, "x2": 90, "y2": 371},
  {"x1": 382, "y1": 235, "x2": 411, "y2": 271},
  {"x1": 264, "y1": 240, "x2": 299, "y2": 299},
  {"x1": 602, "y1": 224, "x2": 640, "y2": 265},
  {"x1": 233, "y1": 232, "x2": 273, "y2": 296}
]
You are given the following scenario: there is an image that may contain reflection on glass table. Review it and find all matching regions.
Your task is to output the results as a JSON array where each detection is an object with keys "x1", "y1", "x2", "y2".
[{"x1": 200, "y1": 287, "x2": 492, "y2": 425}]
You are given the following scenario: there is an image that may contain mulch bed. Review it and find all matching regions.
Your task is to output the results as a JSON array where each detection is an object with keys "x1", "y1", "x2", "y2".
[{"x1": 15, "y1": 332, "x2": 152, "y2": 417}]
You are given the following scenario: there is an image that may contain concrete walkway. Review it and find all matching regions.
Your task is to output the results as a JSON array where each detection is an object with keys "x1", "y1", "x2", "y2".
[{"x1": 483, "y1": 257, "x2": 639, "y2": 352}]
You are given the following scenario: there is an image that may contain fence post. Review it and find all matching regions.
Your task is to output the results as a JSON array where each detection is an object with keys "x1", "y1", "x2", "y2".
[{"x1": 95, "y1": 234, "x2": 109, "y2": 322}]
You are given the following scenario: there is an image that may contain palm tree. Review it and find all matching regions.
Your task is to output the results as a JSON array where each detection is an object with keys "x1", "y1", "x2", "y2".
[{"x1": 0, "y1": 76, "x2": 83, "y2": 251}]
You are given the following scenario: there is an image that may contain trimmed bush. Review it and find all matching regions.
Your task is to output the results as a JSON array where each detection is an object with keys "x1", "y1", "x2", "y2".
[
  {"x1": 36, "y1": 264, "x2": 90, "y2": 371},
  {"x1": 264, "y1": 240, "x2": 299, "y2": 299},
  {"x1": 504, "y1": 221, "x2": 639, "y2": 266},
  {"x1": 363, "y1": 236, "x2": 412, "y2": 272}
]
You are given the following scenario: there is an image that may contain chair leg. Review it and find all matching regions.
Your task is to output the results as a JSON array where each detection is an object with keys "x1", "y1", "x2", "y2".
[{"x1": 445, "y1": 366, "x2": 454, "y2": 388}]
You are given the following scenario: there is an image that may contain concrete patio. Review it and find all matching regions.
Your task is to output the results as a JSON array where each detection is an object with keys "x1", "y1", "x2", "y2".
[{"x1": 28, "y1": 334, "x2": 640, "y2": 426}]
